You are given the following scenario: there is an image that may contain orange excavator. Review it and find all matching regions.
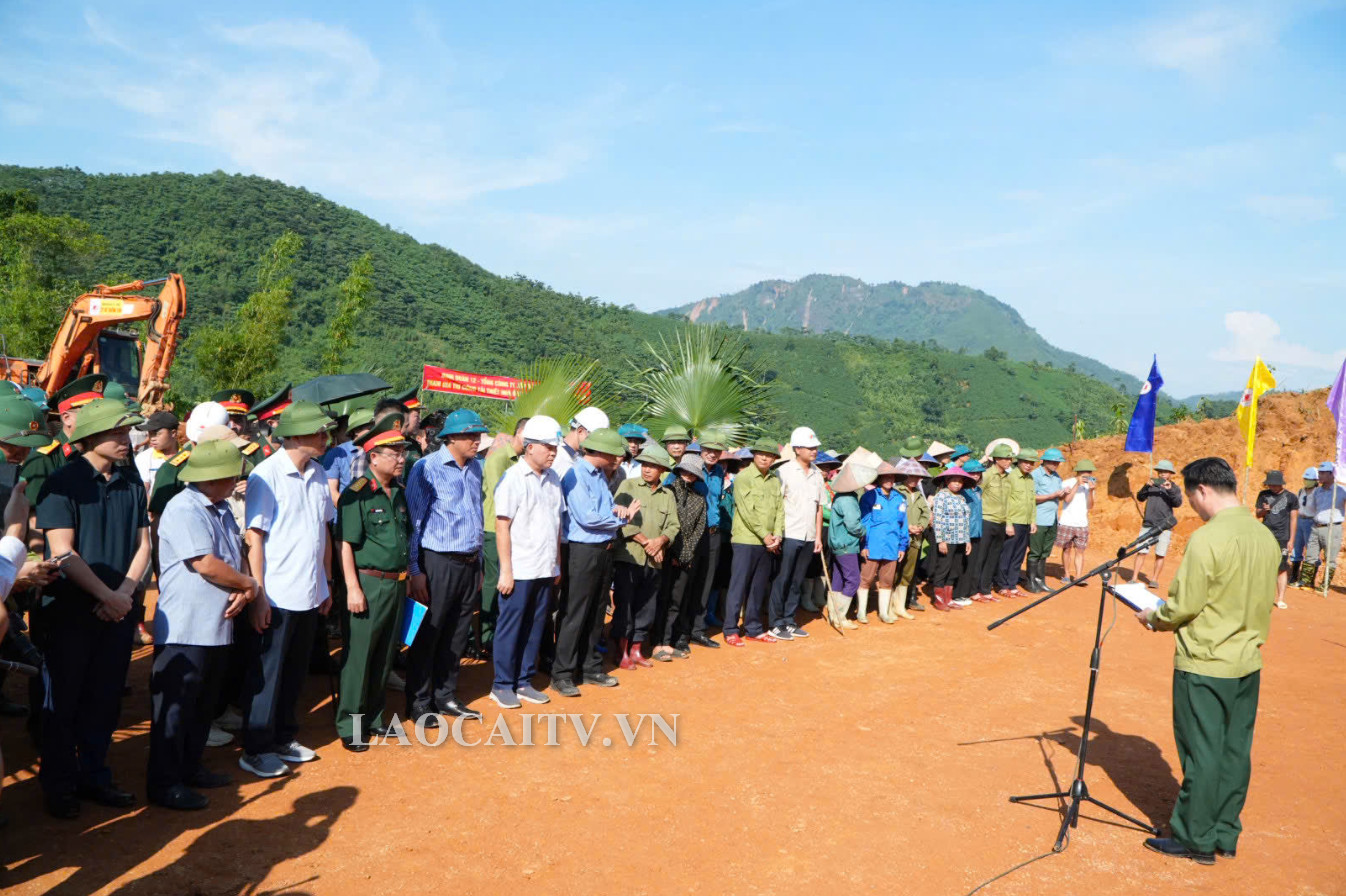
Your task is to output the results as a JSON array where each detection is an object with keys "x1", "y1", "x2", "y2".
[{"x1": 1, "y1": 274, "x2": 186, "y2": 413}]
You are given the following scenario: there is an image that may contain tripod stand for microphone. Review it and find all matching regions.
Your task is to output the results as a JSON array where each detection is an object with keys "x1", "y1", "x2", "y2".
[{"x1": 986, "y1": 531, "x2": 1166, "y2": 852}]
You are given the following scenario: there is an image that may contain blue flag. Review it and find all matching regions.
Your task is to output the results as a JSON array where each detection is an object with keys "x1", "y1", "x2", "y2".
[{"x1": 1124, "y1": 356, "x2": 1164, "y2": 453}]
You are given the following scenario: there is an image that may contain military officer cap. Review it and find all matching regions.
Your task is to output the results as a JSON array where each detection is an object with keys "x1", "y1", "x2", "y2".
[
  {"x1": 51, "y1": 374, "x2": 109, "y2": 415},
  {"x1": 391, "y1": 385, "x2": 422, "y2": 410},
  {"x1": 179, "y1": 440, "x2": 245, "y2": 483},
  {"x1": 211, "y1": 389, "x2": 255, "y2": 415},
  {"x1": 70, "y1": 397, "x2": 145, "y2": 443},
  {"x1": 251, "y1": 383, "x2": 292, "y2": 423},
  {"x1": 0, "y1": 394, "x2": 51, "y2": 447},
  {"x1": 359, "y1": 415, "x2": 411, "y2": 453}
]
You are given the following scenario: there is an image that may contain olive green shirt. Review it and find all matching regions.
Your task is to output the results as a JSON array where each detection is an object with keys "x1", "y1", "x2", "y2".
[
  {"x1": 730, "y1": 466, "x2": 784, "y2": 546},
  {"x1": 1008, "y1": 468, "x2": 1036, "y2": 525},
  {"x1": 613, "y1": 476, "x2": 680, "y2": 567},
  {"x1": 1150, "y1": 506, "x2": 1280, "y2": 678},
  {"x1": 481, "y1": 446, "x2": 519, "y2": 534},
  {"x1": 338, "y1": 475, "x2": 411, "y2": 572},
  {"x1": 981, "y1": 465, "x2": 1012, "y2": 524},
  {"x1": 898, "y1": 485, "x2": 930, "y2": 531}
]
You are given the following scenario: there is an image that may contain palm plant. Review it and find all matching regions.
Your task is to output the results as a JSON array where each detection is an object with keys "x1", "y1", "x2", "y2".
[
  {"x1": 486, "y1": 355, "x2": 611, "y2": 435},
  {"x1": 624, "y1": 327, "x2": 773, "y2": 445}
]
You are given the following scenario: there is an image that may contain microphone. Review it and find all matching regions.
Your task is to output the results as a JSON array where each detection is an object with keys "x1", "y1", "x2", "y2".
[
  {"x1": 1117, "y1": 521, "x2": 1174, "y2": 559},
  {"x1": 0, "y1": 658, "x2": 39, "y2": 677}
]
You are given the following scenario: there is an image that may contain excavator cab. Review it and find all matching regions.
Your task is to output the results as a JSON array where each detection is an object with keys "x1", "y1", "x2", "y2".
[{"x1": 94, "y1": 329, "x2": 143, "y2": 397}]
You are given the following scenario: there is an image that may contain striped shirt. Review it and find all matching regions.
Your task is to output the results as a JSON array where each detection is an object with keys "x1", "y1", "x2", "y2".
[{"x1": 406, "y1": 445, "x2": 484, "y2": 575}]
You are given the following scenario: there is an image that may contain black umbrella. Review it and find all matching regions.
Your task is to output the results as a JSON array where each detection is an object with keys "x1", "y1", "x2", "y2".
[{"x1": 292, "y1": 373, "x2": 391, "y2": 407}]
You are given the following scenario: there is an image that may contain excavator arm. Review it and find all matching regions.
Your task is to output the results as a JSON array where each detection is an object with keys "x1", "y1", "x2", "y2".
[{"x1": 36, "y1": 273, "x2": 186, "y2": 413}]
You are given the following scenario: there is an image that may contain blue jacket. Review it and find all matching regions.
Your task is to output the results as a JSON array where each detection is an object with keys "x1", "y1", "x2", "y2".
[
  {"x1": 963, "y1": 486, "x2": 983, "y2": 539},
  {"x1": 859, "y1": 487, "x2": 910, "y2": 561},
  {"x1": 827, "y1": 493, "x2": 865, "y2": 555}
]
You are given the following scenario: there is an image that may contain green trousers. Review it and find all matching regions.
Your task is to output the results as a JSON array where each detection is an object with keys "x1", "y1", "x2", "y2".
[
  {"x1": 335, "y1": 574, "x2": 406, "y2": 739},
  {"x1": 1170, "y1": 669, "x2": 1260, "y2": 854},
  {"x1": 480, "y1": 531, "x2": 500, "y2": 648},
  {"x1": 1027, "y1": 524, "x2": 1057, "y2": 564}
]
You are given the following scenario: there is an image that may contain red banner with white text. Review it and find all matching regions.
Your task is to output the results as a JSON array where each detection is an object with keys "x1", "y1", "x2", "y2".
[{"x1": 420, "y1": 364, "x2": 591, "y2": 403}]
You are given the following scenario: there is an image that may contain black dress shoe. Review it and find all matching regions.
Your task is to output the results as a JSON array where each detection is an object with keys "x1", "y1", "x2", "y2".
[
  {"x1": 340, "y1": 736, "x2": 370, "y2": 753},
  {"x1": 45, "y1": 794, "x2": 81, "y2": 819},
  {"x1": 437, "y1": 699, "x2": 482, "y2": 721},
  {"x1": 409, "y1": 706, "x2": 440, "y2": 728},
  {"x1": 1215, "y1": 847, "x2": 1236, "y2": 858},
  {"x1": 149, "y1": 785, "x2": 209, "y2": 811},
  {"x1": 551, "y1": 678, "x2": 581, "y2": 698},
  {"x1": 77, "y1": 783, "x2": 137, "y2": 808},
  {"x1": 582, "y1": 672, "x2": 620, "y2": 688},
  {"x1": 185, "y1": 769, "x2": 233, "y2": 789},
  {"x1": 1144, "y1": 837, "x2": 1215, "y2": 865},
  {"x1": 689, "y1": 633, "x2": 720, "y2": 649}
]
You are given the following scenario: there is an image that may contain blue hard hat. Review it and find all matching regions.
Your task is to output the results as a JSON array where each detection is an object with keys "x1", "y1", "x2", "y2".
[
  {"x1": 963, "y1": 459, "x2": 986, "y2": 474},
  {"x1": 687, "y1": 441, "x2": 702, "y2": 453},
  {"x1": 618, "y1": 423, "x2": 648, "y2": 439},
  {"x1": 21, "y1": 386, "x2": 49, "y2": 410},
  {"x1": 1041, "y1": 448, "x2": 1065, "y2": 463},
  {"x1": 950, "y1": 444, "x2": 972, "y2": 460},
  {"x1": 439, "y1": 408, "x2": 488, "y2": 437}
]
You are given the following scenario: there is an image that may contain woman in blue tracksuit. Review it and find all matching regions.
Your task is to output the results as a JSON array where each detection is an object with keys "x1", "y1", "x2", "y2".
[{"x1": 858, "y1": 462, "x2": 910, "y2": 624}]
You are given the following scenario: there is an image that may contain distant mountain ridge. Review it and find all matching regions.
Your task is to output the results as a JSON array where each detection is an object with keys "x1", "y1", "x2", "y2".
[{"x1": 664, "y1": 275, "x2": 1139, "y2": 391}]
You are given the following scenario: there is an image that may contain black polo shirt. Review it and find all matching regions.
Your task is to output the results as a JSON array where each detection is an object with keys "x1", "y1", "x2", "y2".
[{"x1": 36, "y1": 455, "x2": 148, "y2": 617}]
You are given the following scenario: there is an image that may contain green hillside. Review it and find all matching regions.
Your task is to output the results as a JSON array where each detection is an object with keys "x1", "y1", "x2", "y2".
[
  {"x1": 0, "y1": 165, "x2": 1133, "y2": 454},
  {"x1": 665, "y1": 274, "x2": 1138, "y2": 391}
]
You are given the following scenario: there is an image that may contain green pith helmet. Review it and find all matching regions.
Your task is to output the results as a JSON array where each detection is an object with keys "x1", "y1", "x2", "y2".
[
  {"x1": 699, "y1": 436, "x2": 728, "y2": 451},
  {"x1": 1074, "y1": 459, "x2": 1096, "y2": 472},
  {"x1": 273, "y1": 401, "x2": 335, "y2": 438},
  {"x1": 51, "y1": 374, "x2": 109, "y2": 414},
  {"x1": 1015, "y1": 448, "x2": 1038, "y2": 463},
  {"x1": 179, "y1": 440, "x2": 245, "y2": 483},
  {"x1": 70, "y1": 398, "x2": 144, "y2": 443},
  {"x1": 635, "y1": 444, "x2": 675, "y2": 470},
  {"x1": 989, "y1": 443, "x2": 1015, "y2": 459},
  {"x1": 900, "y1": 436, "x2": 926, "y2": 458},
  {"x1": 749, "y1": 438, "x2": 782, "y2": 457},
  {"x1": 581, "y1": 427, "x2": 625, "y2": 456},
  {"x1": 1154, "y1": 459, "x2": 1177, "y2": 473},
  {"x1": 0, "y1": 395, "x2": 51, "y2": 447},
  {"x1": 348, "y1": 407, "x2": 377, "y2": 432},
  {"x1": 661, "y1": 425, "x2": 692, "y2": 443}
]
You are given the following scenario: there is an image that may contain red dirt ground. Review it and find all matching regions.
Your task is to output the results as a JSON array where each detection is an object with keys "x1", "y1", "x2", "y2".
[{"x1": 2, "y1": 395, "x2": 1343, "y2": 896}]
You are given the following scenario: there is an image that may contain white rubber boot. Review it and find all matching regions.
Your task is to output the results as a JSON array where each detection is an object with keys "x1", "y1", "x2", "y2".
[
  {"x1": 877, "y1": 588, "x2": 896, "y2": 624},
  {"x1": 856, "y1": 587, "x2": 870, "y2": 624},
  {"x1": 828, "y1": 591, "x2": 858, "y2": 629},
  {"x1": 891, "y1": 584, "x2": 914, "y2": 620}
]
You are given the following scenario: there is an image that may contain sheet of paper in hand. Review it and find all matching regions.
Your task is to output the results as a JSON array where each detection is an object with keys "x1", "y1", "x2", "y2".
[{"x1": 1110, "y1": 582, "x2": 1164, "y2": 614}]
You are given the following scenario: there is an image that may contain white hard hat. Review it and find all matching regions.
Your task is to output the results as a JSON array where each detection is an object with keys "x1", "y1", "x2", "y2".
[
  {"x1": 522, "y1": 415, "x2": 563, "y2": 446},
  {"x1": 571, "y1": 407, "x2": 609, "y2": 432},
  {"x1": 789, "y1": 426, "x2": 821, "y2": 448},
  {"x1": 186, "y1": 401, "x2": 230, "y2": 444}
]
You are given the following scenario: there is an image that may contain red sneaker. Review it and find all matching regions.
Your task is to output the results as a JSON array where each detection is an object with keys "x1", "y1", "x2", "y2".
[
  {"x1": 747, "y1": 632, "x2": 779, "y2": 643},
  {"x1": 724, "y1": 633, "x2": 746, "y2": 647}
]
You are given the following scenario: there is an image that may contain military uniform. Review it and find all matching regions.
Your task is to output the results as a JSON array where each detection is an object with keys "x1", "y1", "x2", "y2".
[
  {"x1": 151, "y1": 442, "x2": 260, "y2": 516},
  {"x1": 21, "y1": 375, "x2": 111, "y2": 502},
  {"x1": 249, "y1": 384, "x2": 292, "y2": 459},
  {"x1": 335, "y1": 419, "x2": 411, "y2": 743}
]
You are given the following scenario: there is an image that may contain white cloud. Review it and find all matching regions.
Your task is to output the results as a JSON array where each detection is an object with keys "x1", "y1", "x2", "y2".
[
  {"x1": 1243, "y1": 194, "x2": 1335, "y2": 223},
  {"x1": 1212, "y1": 310, "x2": 1346, "y2": 371},
  {"x1": 1135, "y1": 8, "x2": 1273, "y2": 78}
]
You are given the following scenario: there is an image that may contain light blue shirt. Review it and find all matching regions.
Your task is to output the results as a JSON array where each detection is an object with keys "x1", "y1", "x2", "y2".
[
  {"x1": 157, "y1": 485, "x2": 244, "y2": 646},
  {"x1": 245, "y1": 448, "x2": 336, "y2": 612},
  {"x1": 562, "y1": 457, "x2": 626, "y2": 544},
  {"x1": 406, "y1": 445, "x2": 484, "y2": 575},
  {"x1": 1033, "y1": 467, "x2": 1062, "y2": 526},
  {"x1": 320, "y1": 440, "x2": 362, "y2": 493}
]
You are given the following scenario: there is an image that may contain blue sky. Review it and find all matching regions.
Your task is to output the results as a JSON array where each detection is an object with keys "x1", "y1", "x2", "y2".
[{"x1": 2, "y1": 1, "x2": 1343, "y2": 396}]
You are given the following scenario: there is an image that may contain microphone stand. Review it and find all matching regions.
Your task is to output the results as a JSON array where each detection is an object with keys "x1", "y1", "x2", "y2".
[{"x1": 986, "y1": 529, "x2": 1167, "y2": 852}]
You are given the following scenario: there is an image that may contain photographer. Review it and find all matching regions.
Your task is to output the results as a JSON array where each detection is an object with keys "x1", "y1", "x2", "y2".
[
  {"x1": 1135, "y1": 457, "x2": 1280, "y2": 864},
  {"x1": 1128, "y1": 459, "x2": 1183, "y2": 587}
]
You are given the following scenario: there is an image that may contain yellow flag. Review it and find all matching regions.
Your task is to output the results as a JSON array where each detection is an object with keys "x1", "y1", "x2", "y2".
[{"x1": 1236, "y1": 357, "x2": 1276, "y2": 468}]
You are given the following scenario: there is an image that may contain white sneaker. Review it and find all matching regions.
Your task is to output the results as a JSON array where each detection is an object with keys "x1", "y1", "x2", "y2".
[
  {"x1": 206, "y1": 724, "x2": 234, "y2": 747},
  {"x1": 385, "y1": 671, "x2": 406, "y2": 692},
  {"x1": 1275, "y1": 600, "x2": 1288, "y2": 609},
  {"x1": 951, "y1": 598, "x2": 973, "y2": 608},
  {"x1": 240, "y1": 752, "x2": 291, "y2": 778},
  {"x1": 215, "y1": 707, "x2": 244, "y2": 732},
  {"x1": 273, "y1": 740, "x2": 319, "y2": 763}
]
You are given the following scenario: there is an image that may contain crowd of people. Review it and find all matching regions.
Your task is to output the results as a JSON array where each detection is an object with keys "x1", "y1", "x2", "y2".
[{"x1": 0, "y1": 376, "x2": 1343, "y2": 824}]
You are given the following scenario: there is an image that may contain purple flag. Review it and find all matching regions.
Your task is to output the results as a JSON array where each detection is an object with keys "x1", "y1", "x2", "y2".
[{"x1": 1329, "y1": 358, "x2": 1346, "y2": 471}]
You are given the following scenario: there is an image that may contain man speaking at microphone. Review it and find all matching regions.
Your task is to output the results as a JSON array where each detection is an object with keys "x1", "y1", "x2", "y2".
[{"x1": 1134, "y1": 457, "x2": 1280, "y2": 865}]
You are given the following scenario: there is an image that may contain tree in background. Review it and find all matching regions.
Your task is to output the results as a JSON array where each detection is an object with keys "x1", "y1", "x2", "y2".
[
  {"x1": 625, "y1": 327, "x2": 772, "y2": 445},
  {"x1": 186, "y1": 231, "x2": 301, "y2": 396},
  {"x1": 321, "y1": 252, "x2": 374, "y2": 374},
  {"x1": 0, "y1": 189, "x2": 107, "y2": 358}
]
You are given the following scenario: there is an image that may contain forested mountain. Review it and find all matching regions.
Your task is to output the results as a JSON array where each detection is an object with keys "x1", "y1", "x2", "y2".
[
  {"x1": 1, "y1": 164, "x2": 1138, "y2": 454},
  {"x1": 665, "y1": 275, "x2": 1137, "y2": 390}
]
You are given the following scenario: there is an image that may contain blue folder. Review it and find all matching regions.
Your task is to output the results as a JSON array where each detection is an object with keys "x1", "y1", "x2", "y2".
[{"x1": 401, "y1": 598, "x2": 428, "y2": 646}]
